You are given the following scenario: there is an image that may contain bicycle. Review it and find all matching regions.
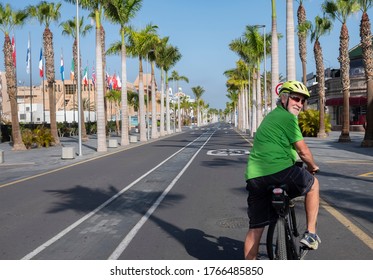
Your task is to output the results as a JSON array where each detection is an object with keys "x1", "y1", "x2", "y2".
[{"x1": 265, "y1": 183, "x2": 309, "y2": 260}]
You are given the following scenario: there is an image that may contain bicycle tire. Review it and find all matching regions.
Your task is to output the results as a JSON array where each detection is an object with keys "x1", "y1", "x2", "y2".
[
  {"x1": 266, "y1": 218, "x2": 287, "y2": 260},
  {"x1": 289, "y1": 197, "x2": 308, "y2": 259}
]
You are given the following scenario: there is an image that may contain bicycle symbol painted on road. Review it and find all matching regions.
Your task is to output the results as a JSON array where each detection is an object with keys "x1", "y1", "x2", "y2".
[{"x1": 206, "y1": 149, "x2": 250, "y2": 156}]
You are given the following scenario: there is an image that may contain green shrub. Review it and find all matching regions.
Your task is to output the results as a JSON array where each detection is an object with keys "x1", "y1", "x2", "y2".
[
  {"x1": 21, "y1": 126, "x2": 54, "y2": 148},
  {"x1": 21, "y1": 128, "x2": 34, "y2": 149},
  {"x1": 33, "y1": 126, "x2": 54, "y2": 147},
  {"x1": 298, "y1": 109, "x2": 331, "y2": 137}
]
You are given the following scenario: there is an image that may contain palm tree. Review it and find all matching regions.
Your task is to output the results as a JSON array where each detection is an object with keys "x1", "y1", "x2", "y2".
[
  {"x1": 271, "y1": 0, "x2": 280, "y2": 111},
  {"x1": 297, "y1": 0, "x2": 309, "y2": 109},
  {"x1": 127, "y1": 90, "x2": 139, "y2": 111},
  {"x1": 127, "y1": 24, "x2": 158, "y2": 141},
  {"x1": 323, "y1": 0, "x2": 360, "y2": 142},
  {"x1": 180, "y1": 95, "x2": 192, "y2": 126},
  {"x1": 224, "y1": 60, "x2": 249, "y2": 132},
  {"x1": 154, "y1": 36, "x2": 170, "y2": 136},
  {"x1": 60, "y1": 16, "x2": 92, "y2": 141},
  {"x1": 286, "y1": 0, "x2": 296, "y2": 80},
  {"x1": 307, "y1": 16, "x2": 332, "y2": 138},
  {"x1": 191, "y1": 86, "x2": 205, "y2": 127},
  {"x1": 104, "y1": 0, "x2": 143, "y2": 146},
  {"x1": 359, "y1": 0, "x2": 373, "y2": 147},
  {"x1": 28, "y1": 1, "x2": 61, "y2": 145},
  {"x1": 106, "y1": 89, "x2": 121, "y2": 135},
  {"x1": 243, "y1": 25, "x2": 266, "y2": 128},
  {"x1": 168, "y1": 70, "x2": 189, "y2": 132},
  {"x1": 225, "y1": 90, "x2": 239, "y2": 125},
  {"x1": 160, "y1": 45, "x2": 181, "y2": 135},
  {"x1": 149, "y1": 49, "x2": 159, "y2": 139},
  {"x1": 64, "y1": 0, "x2": 107, "y2": 152},
  {"x1": 0, "y1": 3, "x2": 27, "y2": 150},
  {"x1": 229, "y1": 37, "x2": 250, "y2": 132}
]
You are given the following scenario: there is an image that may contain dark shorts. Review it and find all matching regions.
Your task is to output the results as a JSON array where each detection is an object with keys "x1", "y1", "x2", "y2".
[{"x1": 246, "y1": 165, "x2": 315, "y2": 229}]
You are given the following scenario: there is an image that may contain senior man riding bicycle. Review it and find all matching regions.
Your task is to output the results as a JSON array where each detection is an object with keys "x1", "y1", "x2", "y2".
[{"x1": 244, "y1": 80, "x2": 321, "y2": 260}]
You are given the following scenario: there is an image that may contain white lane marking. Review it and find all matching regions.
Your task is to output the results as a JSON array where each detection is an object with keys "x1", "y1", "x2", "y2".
[
  {"x1": 22, "y1": 132, "x2": 212, "y2": 260},
  {"x1": 108, "y1": 132, "x2": 215, "y2": 259}
]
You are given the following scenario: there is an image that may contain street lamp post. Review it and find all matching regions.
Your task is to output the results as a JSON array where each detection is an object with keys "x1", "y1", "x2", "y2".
[{"x1": 254, "y1": 25, "x2": 267, "y2": 116}]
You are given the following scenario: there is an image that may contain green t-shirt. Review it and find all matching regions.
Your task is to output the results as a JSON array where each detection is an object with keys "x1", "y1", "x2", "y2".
[{"x1": 245, "y1": 105, "x2": 304, "y2": 180}]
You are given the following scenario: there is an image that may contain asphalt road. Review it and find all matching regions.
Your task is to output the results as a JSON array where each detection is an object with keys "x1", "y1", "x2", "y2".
[{"x1": 0, "y1": 123, "x2": 372, "y2": 260}]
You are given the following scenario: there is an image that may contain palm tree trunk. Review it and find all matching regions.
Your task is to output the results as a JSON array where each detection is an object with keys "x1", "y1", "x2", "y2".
[
  {"x1": 252, "y1": 73, "x2": 257, "y2": 135},
  {"x1": 314, "y1": 40, "x2": 327, "y2": 138},
  {"x1": 43, "y1": 27, "x2": 59, "y2": 145},
  {"x1": 271, "y1": 0, "x2": 279, "y2": 111},
  {"x1": 138, "y1": 57, "x2": 147, "y2": 141},
  {"x1": 151, "y1": 61, "x2": 158, "y2": 138},
  {"x1": 286, "y1": 0, "x2": 296, "y2": 80},
  {"x1": 4, "y1": 35, "x2": 26, "y2": 150},
  {"x1": 101, "y1": 26, "x2": 108, "y2": 137},
  {"x1": 297, "y1": 2, "x2": 308, "y2": 110},
  {"x1": 256, "y1": 67, "x2": 262, "y2": 126},
  {"x1": 95, "y1": 23, "x2": 107, "y2": 152},
  {"x1": 361, "y1": 12, "x2": 373, "y2": 147},
  {"x1": 160, "y1": 68, "x2": 165, "y2": 136},
  {"x1": 338, "y1": 23, "x2": 351, "y2": 142},
  {"x1": 166, "y1": 72, "x2": 171, "y2": 133},
  {"x1": 238, "y1": 90, "x2": 242, "y2": 131},
  {"x1": 120, "y1": 36, "x2": 129, "y2": 146}
]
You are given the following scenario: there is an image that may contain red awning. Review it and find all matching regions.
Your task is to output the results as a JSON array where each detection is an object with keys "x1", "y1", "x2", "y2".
[{"x1": 326, "y1": 96, "x2": 367, "y2": 106}]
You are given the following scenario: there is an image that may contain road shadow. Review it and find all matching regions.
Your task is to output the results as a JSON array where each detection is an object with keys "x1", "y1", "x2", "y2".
[
  {"x1": 148, "y1": 214, "x2": 244, "y2": 260},
  {"x1": 321, "y1": 188, "x2": 373, "y2": 226},
  {"x1": 44, "y1": 184, "x2": 244, "y2": 260},
  {"x1": 45, "y1": 184, "x2": 185, "y2": 215}
]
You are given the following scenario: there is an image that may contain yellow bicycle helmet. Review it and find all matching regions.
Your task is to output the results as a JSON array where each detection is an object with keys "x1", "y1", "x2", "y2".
[{"x1": 279, "y1": 80, "x2": 310, "y2": 98}]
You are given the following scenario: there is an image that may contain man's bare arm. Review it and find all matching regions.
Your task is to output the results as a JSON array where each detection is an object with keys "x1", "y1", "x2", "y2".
[{"x1": 294, "y1": 139, "x2": 319, "y2": 173}]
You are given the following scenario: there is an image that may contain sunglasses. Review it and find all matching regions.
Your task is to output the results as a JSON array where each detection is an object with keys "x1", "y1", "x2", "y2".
[{"x1": 289, "y1": 95, "x2": 306, "y2": 105}]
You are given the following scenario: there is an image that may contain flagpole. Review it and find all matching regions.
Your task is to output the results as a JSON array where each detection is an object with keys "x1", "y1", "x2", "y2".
[
  {"x1": 28, "y1": 32, "x2": 33, "y2": 124},
  {"x1": 93, "y1": 62, "x2": 96, "y2": 122},
  {"x1": 87, "y1": 60, "x2": 91, "y2": 123},
  {"x1": 61, "y1": 48, "x2": 66, "y2": 122},
  {"x1": 41, "y1": 46, "x2": 45, "y2": 123},
  {"x1": 76, "y1": 0, "x2": 82, "y2": 156}
]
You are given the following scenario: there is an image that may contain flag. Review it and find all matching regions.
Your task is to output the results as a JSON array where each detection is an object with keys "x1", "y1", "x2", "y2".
[
  {"x1": 26, "y1": 37, "x2": 30, "y2": 74},
  {"x1": 117, "y1": 75, "x2": 122, "y2": 89},
  {"x1": 70, "y1": 59, "x2": 74, "y2": 80},
  {"x1": 60, "y1": 54, "x2": 65, "y2": 81},
  {"x1": 112, "y1": 73, "x2": 118, "y2": 90},
  {"x1": 106, "y1": 72, "x2": 111, "y2": 89},
  {"x1": 39, "y1": 47, "x2": 43, "y2": 78},
  {"x1": 92, "y1": 65, "x2": 96, "y2": 86},
  {"x1": 12, "y1": 35, "x2": 16, "y2": 68},
  {"x1": 82, "y1": 67, "x2": 88, "y2": 85}
]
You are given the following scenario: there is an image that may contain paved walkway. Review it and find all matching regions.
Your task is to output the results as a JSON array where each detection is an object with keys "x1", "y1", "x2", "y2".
[{"x1": 0, "y1": 129, "x2": 372, "y2": 186}]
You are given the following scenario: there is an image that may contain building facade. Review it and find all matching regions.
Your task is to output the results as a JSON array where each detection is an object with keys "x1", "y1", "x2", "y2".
[
  {"x1": 0, "y1": 72, "x2": 165, "y2": 126},
  {"x1": 306, "y1": 42, "x2": 367, "y2": 131}
]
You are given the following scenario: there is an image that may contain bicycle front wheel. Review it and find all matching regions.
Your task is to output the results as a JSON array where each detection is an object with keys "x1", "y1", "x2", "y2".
[{"x1": 266, "y1": 218, "x2": 287, "y2": 260}]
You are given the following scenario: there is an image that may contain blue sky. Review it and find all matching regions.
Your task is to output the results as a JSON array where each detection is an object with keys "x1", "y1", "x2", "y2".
[{"x1": 0, "y1": 0, "x2": 371, "y2": 110}]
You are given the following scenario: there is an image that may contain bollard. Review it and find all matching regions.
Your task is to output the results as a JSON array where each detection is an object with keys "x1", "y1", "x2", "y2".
[
  {"x1": 61, "y1": 147, "x2": 75, "y2": 159},
  {"x1": 130, "y1": 135, "x2": 138, "y2": 143},
  {"x1": 108, "y1": 139, "x2": 118, "y2": 148},
  {"x1": 0, "y1": 150, "x2": 4, "y2": 164}
]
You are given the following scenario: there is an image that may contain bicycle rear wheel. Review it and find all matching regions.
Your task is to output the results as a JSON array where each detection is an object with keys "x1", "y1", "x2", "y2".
[
  {"x1": 266, "y1": 218, "x2": 287, "y2": 260},
  {"x1": 289, "y1": 196, "x2": 308, "y2": 259}
]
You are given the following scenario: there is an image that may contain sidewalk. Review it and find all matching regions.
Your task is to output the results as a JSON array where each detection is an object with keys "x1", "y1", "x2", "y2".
[{"x1": 304, "y1": 130, "x2": 373, "y2": 163}]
